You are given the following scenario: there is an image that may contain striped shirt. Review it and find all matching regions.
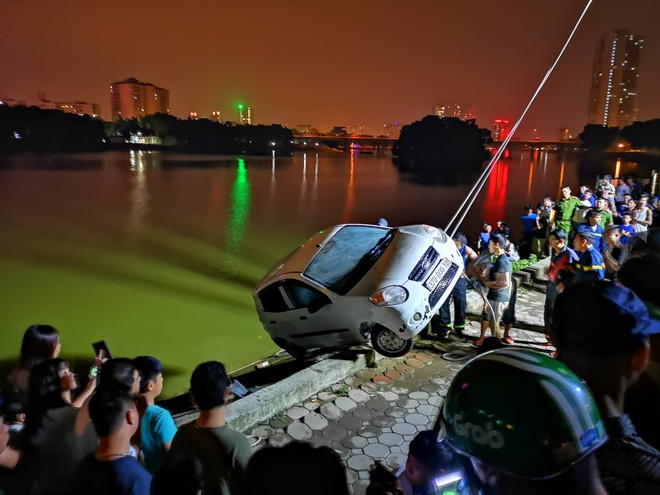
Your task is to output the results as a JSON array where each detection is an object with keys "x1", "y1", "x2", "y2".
[{"x1": 597, "y1": 414, "x2": 660, "y2": 495}]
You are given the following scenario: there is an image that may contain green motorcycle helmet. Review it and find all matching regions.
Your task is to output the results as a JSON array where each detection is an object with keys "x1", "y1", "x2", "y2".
[{"x1": 440, "y1": 348, "x2": 607, "y2": 480}]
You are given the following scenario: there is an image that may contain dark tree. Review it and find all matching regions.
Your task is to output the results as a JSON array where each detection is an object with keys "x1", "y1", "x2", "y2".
[{"x1": 578, "y1": 124, "x2": 619, "y2": 150}]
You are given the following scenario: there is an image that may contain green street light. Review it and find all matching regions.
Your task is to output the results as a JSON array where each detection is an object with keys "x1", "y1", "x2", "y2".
[{"x1": 238, "y1": 104, "x2": 244, "y2": 110}]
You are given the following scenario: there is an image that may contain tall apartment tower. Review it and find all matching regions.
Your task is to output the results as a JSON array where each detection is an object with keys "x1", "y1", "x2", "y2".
[
  {"x1": 587, "y1": 30, "x2": 644, "y2": 128},
  {"x1": 110, "y1": 78, "x2": 169, "y2": 121}
]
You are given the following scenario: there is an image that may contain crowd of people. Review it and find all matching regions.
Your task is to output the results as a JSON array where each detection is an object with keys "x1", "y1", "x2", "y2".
[{"x1": 0, "y1": 175, "x2": 658, "y2": 495}]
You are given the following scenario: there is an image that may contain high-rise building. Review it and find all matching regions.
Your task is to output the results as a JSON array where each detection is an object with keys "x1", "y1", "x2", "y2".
[
  {"x1": 587, "y1": 30, "x2": 644, "y2": 128},
  {"x1": 432, "y1": 102, "x2": 476, "y2": 121},
  {"x1": 238, "y1": 104, "x2": 253, "y2": 125},
  {"x1": 110, "y1": 77, "x2": 169, "y2": 122},
  {"x1": 492, "y1": 119, "x2": 510, "y2": 141}
]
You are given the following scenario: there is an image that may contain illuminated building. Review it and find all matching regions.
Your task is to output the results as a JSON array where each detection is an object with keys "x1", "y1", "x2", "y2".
[
  {"x1": 492, "y1": 119, "x2": 510, "y2": 141},
  {"x1": 587, "y1": 30, "x2": 644, "y2": 128},
  {"x1": 110, "y1": 77, "x2": 169, "y2": 122},
  {"x1": 0, "y1": 93, "x2": 99, "y2": 118},
  {"x1": 432, "y1": 102, "x2": 476, "y2": 121},
  {"x1": 238, "y1": 104, "x2": 253, "y2": 125}
]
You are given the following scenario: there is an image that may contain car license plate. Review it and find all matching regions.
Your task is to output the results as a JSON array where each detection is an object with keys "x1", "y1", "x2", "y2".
[{"x1": 424, "y1": 258, "x2": 452, "y2": 291}]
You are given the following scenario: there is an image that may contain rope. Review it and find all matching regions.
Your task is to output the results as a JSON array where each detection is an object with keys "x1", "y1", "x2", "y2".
[{"x1": 445, "y1": 0, "x2": 595, "y2": 238}]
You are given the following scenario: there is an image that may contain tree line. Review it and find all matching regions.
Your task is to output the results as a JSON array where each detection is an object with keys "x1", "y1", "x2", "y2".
[
  {"x1": 0, "y1": 106, "x2": 295, "y2": 155},
  {"x1": 579, "y1": 119, "x2": 660, "y2": 151}
]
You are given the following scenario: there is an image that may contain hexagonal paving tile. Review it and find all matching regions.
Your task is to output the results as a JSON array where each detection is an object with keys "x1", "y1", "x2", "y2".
[
  {"x1": 357, "y1": 370, "x2": 376, "y2": 380},
  {"x1": 360, "y1": 382, "x2": 378, "y2": 393},
  {"x1": 309, "y1": 437, "x2": 333, "y2": 449},
  {"x1": 346, "y1": 469, "x2": 359, "y2": 485},
  {"x1": 287, "y1": 421, "x2": 312, "y2": 441},
  {"x1": 268, "y1": 433, "x2": 292, "y2": 447},
  {"x1": 429, "y1": 377, "x2": 448, "y2": 386},
  {"x1": 322, "y1": 424, "x2": 349, "y2": 441},
  {"x1": 286, "y1": 406, "x2": 309, "y2": 420},
  {"x1": 303, "y1": 399, "x2": 321, "y2": 411},
  {"x1": 332, "y1": 384, "x2": 350, "y2": 394},
  {"x1": 371, "y1": 415, "x2": 395, "y2": 428},
  {"x1": 378, "y1": 432, "x2": 404, "y2": 446},
  {"x1": 342, "y1": 435, "x2": 368, "y2": 449},
  {"x1": 405, "y1": 413, "x2": 429, "y2": 426},
  {"x1": 320, "y1": 403, "x2": 343, "y2": 420},
  {"x1": 386, "y1": 452, "x2": 408, "y2": 469},
  {"x1": 335, "y1": 396, "x2": 358, "y2": 412},
  {"x1": 396, "y1": 398, "x2": 419, "y2": 409},
  {"x1": 390, "y1": 386, "x2": 410, "y2": 394},
  {"x1": 365, "y1": 398, "x2": 389, "y2": 412},
  {"x1": 392, "y1": 422, "x2": 418, "y2": 435},
  {"x1": 251, "y1": 425, "x2": 274, "y2": 439},
  {"x1": 401, "y1": 441, "x2": 410, "y2": 454},
  {"x1": 269, "y1": 416, "x2": 292, "y2": 429},
  {"x1": 373, "y1": 375, "x2": 393, "y2": 385},
  {"x1": 408, "y1": 391, "x2": 430, "y2": 400},
  {"x1": 428, "y1": 396, "x2": 443, "y2": 407},
  {"x1": 385, "y1": 370, "x2": 404, "y2": 381},
  {"x1": 378, "y1": 391, "x2": 399, "y2": 401},
  {"x1": 416, "y1": 404, "x2": 439, "y2": 417},
  {"x1": 385, "y1": 406, "x2": 407, "y2": 418},
  {"x1": 339, "y1": 414, "x2": 363, "y2": 432},
  {"x1": 304, "y1": 411, "x2": 329, "y2": 430},
  {"x1": 394, "y1": 364, "x2": 413, "y2": 373},
  {"x1": 318, "y1": 391, "x2": 337, "y2": 401},
  {"x1": 352, "y1": 407, "x2": 375, "y2": 421},
  {"x1": 345, "y1": 377, "x2": 364, "y2": 388},
  {"x1": 364, "y1": 443, "x2": 391, "y2": 459},
  {"x1": 349, "y1": 389, "x2": 371, "y2": 403},
  {"x1": 357, "y1": 425, "x2": 380, "y2": 438},
  {"x1": 419, "y1": 383, "x2": 440, "y2": 394},
  {"x1": 380, "y1": 358, "x2": 398, "y2": 368},
  {"x1": 405, "y1": 358, "x2": 425, "y2": 368},
  {"x1": 347, "y1": 454, "x2": 374, "y2": 471},
  {"x1": 352, "y1": 479, "x2": 371, "y2": 495},
  {"x1": 414, "y1": 352, "x2": 434, "y2": 363}
]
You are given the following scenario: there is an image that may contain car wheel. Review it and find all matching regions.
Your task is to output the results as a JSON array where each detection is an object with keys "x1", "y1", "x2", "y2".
[{"x1": 370, "y1": 326, "x2": 414, "y2": 357}]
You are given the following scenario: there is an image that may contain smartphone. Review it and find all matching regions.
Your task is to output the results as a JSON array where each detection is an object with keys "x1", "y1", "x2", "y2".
[
  {"x1": 92, "y1": 340, "x2": 112, "y2": 360},
  {"x1": 432, "y1": 468, "x2": 471, "y2": 494}
]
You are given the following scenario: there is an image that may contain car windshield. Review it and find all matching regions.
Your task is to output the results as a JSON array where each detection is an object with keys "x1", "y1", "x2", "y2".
[{"x1": 304, "y1": 225, "x2": 396, "y2": 295}]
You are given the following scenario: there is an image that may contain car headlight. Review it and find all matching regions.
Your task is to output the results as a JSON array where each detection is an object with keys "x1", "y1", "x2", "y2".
[
  {"x1": 422, "y1": 224, "x2": 447, "y2": 242},
  {"x1": 370, "y1": 286, "x2": 409, "y2": 306}
]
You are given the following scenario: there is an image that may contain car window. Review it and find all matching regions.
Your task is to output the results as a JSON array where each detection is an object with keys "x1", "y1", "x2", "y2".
[
  {"x1": 258, "y1": 283, "x2": 289, "y2": 313},
  {"x1": 282, "y1": 280, "x2": 331, "y2": 312},
  {"x1": 304, "y1": 226, "x2": 395, "y2": 295}
]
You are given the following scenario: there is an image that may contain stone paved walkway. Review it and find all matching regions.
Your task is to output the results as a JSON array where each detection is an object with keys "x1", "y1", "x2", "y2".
[{"x1": 246, "y1": 308, "x2": 554, "y2": 494}]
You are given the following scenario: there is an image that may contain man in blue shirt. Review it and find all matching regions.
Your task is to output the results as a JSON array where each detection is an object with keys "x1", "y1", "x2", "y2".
[
  {"x1": 577, "y1": 210, "x2": 605, "y2": 253},
  {"x1": 544, "y1": 229, "x2": 578, "y2": 341},
  {"x1": 134, "y1": 356, "x2": 177, "y2": 474},
  {"x1": 572, "y1": 231, "x2": 605, "y2": 283},
  {"x1": 74, "y1": 390, "x2": 151, "y2": 495},
  {"x1": 521, "y1": 205, "x2": 537, "y2": 247}
]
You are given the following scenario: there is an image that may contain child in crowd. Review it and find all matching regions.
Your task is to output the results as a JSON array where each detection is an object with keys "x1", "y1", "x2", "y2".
[
  {"x1": 133, "y1": 356, "x2": 177, "y2": 475},
  {"x1": 619, "y1": 211, "x2": 635, "y2": 245}
]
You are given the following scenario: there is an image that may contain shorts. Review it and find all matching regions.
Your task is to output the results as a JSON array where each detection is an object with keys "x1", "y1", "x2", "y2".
[{"x1": 483, "y1": 300, "x2": 507, "y2": 322}]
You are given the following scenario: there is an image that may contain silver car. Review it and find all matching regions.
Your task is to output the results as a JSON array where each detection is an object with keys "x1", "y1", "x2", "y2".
[{"x1": 253, "y1": 224, "x2": 463, "y2": 358}]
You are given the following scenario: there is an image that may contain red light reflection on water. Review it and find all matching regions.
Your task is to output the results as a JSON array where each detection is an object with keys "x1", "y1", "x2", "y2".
[{"x1": 483, "y1": 160, "x2": 509, "y2": 225}]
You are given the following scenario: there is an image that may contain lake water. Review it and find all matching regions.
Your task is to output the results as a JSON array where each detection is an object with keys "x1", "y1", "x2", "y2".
[{"x1": 0, "y1": 149, "x2": 639, "y2": 396}]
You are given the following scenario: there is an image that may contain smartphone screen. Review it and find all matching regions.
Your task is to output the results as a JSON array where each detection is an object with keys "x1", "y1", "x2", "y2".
[
  {"x1": 92, "y1": 340, "x2": 112, "y2": 360},
  {"x1": 432, "y1": 469, "x2": 471, "y2": 495}
]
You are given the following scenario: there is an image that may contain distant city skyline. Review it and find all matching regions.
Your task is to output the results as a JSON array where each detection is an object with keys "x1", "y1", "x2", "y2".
[{"x1": 1, "y1": 1, "x2": 658, "y2": 139}]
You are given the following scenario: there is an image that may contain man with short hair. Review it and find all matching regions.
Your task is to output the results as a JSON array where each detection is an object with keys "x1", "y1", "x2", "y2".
[
  {"x1": 133, "y1": 356, "x2": 177, "y2": 475},
  {"x1": 552, "y1": 281, "x2": 660, "y2": 495},
  {"x1": 596, "y1": 197, "x2": 615, "y2": 228},
  {"x1": 578, "y1": 210, "x2": 605, "y2": 252},
  {"x1": 168, "y1": 361, "x2": 251, "y2": 495},
  {"x1": 553, "y1": 186, "x2": 583, "y2": 234},
  {"x1": 603, "y1": 225, "x2": 627, "y2": 277},
  {"x1": 74, "y1": 390, "x2": 151, "y2": 495},
  {"x1": 476, "y1": 233, "x2": 511, "y2": 345},
  {"x1": 573, "y1": 231, "x2": 605, "y2": 283}
]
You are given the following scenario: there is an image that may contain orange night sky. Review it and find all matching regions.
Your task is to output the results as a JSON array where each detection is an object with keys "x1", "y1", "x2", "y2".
[{"x1": 1, "y1": 0, "x2": 658, "y2": 138}]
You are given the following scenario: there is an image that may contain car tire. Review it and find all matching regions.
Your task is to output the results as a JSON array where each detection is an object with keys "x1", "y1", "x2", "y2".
[{"x1": 370, "y1": 325, "x2": 414, "y2": 358}]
